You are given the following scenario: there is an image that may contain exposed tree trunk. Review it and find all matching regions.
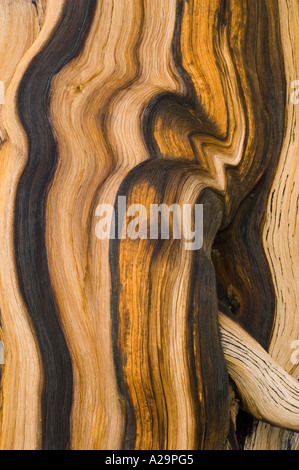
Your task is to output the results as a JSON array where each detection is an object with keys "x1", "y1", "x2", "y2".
[{"x1": 0, "y1": 0, "x2": 298, "y2": 450}]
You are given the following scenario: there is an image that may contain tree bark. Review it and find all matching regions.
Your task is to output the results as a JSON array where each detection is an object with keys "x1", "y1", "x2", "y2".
[{"x1": 0, "y1": 0, "x2": 298, "y2": 450}]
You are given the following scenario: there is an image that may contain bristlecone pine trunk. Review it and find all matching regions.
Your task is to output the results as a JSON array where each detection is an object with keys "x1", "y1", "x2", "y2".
[{"x1": 0, "y1": 0, "x2": 298, "y2": 451}]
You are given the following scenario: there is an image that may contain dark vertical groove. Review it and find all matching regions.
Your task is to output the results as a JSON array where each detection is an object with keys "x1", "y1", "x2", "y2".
[
  {"x1": 187, "y1": 189, "x2": 229, "y2": 450},
  {"x1": 15, "y1": 0, "x2": 96, "y2": 450},
  {"x1": 214, "y1": 0, "x2": 286, "y2": 349}
]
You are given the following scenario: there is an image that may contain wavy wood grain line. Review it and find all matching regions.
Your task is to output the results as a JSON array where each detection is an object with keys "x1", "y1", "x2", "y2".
[
  {"x1": 47, "y1": 0, "x2": 183, "y2": 450},
  {"x1": 0, "y1": 0, "x2": 65, "y2": 450},
  {"x1": 0, "y1": 0, "x2": 298, "y2": 451}
]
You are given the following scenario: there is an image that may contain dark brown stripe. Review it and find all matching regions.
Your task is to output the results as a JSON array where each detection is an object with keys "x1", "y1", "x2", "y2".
[
  {"x1": 15, "y1": 0, "x2": 96, "y2": 450},
  {"x1": 214, "y1": 0, "x2": 286, "y2": 349}
]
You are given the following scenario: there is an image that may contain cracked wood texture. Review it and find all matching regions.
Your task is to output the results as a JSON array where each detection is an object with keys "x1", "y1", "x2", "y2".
[{"x1": 0, "y1": 0, "x2": 298, "y2": 450}]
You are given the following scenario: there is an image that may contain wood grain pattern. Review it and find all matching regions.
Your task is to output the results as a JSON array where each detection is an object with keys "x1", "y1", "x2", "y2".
[{"x1": 0, "y1": 0, "x2": 298, "y2": 450}]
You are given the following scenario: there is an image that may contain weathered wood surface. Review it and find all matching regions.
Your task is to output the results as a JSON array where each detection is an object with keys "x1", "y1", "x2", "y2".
[{"x1": 0, "y1": 0, "x2": 298, "y2": 450}]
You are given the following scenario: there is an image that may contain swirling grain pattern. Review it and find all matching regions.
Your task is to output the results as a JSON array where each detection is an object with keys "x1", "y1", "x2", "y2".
[{"x1": 0, "y1": 0, "x2": 297, "y2": 450}]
